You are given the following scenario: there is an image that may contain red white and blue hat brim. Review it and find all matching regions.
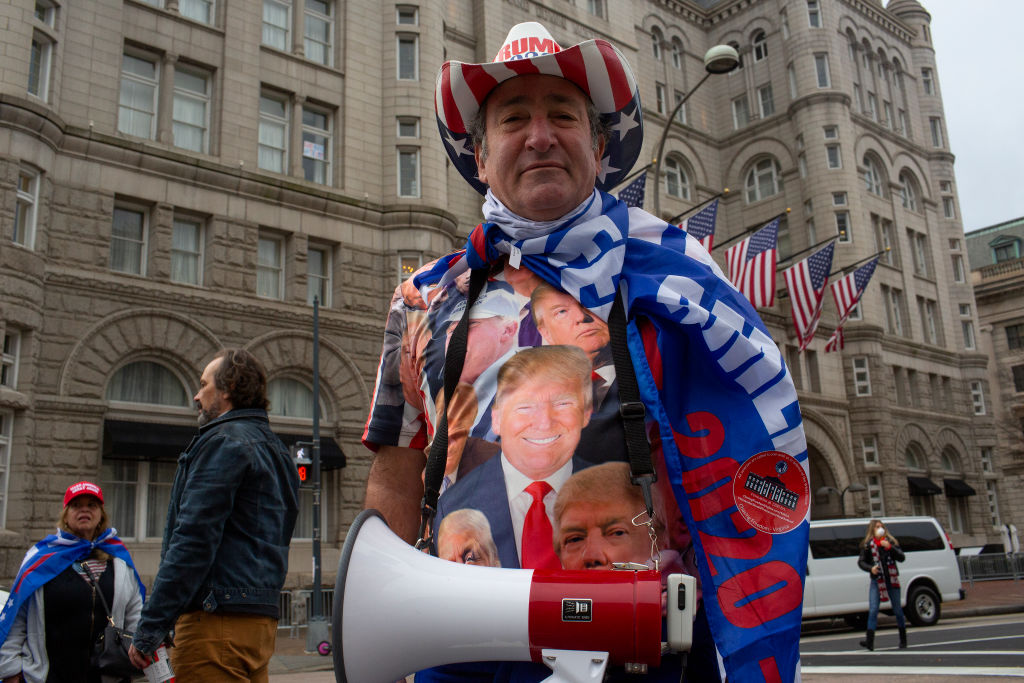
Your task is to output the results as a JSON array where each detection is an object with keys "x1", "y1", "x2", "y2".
[{"x1": 435, "y1": 38, "x2": 644, "y2": 195}]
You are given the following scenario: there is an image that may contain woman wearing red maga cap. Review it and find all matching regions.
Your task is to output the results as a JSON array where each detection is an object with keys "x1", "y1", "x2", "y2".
[{"x1": 0, "y1": 482, "x2": 146, "y2": 683}]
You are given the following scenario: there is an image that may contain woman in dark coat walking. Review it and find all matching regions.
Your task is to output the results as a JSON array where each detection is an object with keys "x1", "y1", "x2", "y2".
[{"x1": 858, "y1": 518, "x2": 907, "y2": 650}]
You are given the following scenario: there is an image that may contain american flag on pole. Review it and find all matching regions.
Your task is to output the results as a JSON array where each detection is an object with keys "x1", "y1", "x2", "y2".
[
  {"x1": 724, "y1": 217, "x2": 779, "y2": 308},
  {"x1": 680, "y1": 198, "x2": 719, "y2": 252},
  {"x1": 617, "y1": 173, "x2": 646, "y2": 208},
  {"x1": 824, "y1": 255, "x2": 880, "y2": 352},
  {"x1": 783, "y1": 241, "x2": 835, "y2": 350}
]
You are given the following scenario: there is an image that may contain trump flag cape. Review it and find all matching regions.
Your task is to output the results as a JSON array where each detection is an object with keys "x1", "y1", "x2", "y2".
[{"x1": 414, "y1": 189, "x2": 810, "y2": 682}]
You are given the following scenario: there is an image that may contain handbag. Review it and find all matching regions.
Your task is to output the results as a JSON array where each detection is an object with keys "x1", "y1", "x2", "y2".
[{"x1": 78, "y1": 561, "x2": 144, "y2": 679}]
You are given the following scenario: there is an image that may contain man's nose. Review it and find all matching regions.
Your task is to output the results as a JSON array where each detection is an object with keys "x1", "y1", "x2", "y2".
[
  {"x1": 524, "y1": 116, "x2": 556, "y2": 151},
  {"x1": 581, "y1": 533, "x2": 610, "y2": 569}
]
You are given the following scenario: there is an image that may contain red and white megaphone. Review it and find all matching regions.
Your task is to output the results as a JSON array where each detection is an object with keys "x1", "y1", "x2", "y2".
[{"x1": 332, "y1": 509, "x2": 696, "y2": 683}]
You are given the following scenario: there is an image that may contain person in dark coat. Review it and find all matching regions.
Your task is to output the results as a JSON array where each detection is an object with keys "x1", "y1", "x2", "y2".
[{"x1": 857, "y1": 519, "x2": 908, "y2": 650}]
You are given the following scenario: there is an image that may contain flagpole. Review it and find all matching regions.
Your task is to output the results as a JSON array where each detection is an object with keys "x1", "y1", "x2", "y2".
[
  {"x1": 611, "y1": 162, "x2": 653, "y2": 192},
  {"x1": 715, "y1": 208, "x2": 791, "y2": 251},
  {"x1": 829, "y1": 248, "x2": 888, "y2": 277},
  {"x1": 667, "y1": 190, "x2": 726, "y2": 225},
  {"x1": 775, "y1": 237, "x2": 838, "y2": 270}
]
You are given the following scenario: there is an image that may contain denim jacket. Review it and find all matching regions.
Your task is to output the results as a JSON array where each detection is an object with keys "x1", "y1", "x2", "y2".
[{"x1": 132, "y1": 408, "x2": 299, "y2": 654}]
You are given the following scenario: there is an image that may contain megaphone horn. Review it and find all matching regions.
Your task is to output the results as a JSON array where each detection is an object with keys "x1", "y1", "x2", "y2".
[{"x1": 332, "y1": 509, "x2": 696, "y2": 683}]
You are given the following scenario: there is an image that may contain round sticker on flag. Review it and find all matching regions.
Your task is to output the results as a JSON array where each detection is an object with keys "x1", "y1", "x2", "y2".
[{"x1": 732, "y1": 451, "x2": 810, "y2": 534}]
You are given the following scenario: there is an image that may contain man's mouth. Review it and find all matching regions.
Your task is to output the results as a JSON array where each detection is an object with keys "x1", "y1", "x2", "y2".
[{"x1": 525, "y1": 435, "x2": 559, "y2": 445}]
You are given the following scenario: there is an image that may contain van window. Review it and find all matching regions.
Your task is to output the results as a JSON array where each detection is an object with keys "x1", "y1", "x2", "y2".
[
  {"x1": 888, "y1": 520, "x2": 944, "y2": 552},
  {"x1": 809, "y1": 525, "x2": 863, "y2": 558}
]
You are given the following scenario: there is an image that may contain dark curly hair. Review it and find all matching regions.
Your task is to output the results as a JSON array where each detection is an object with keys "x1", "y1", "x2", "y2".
[{"x1": 213, "y1": 348, "x2": 270, "y2": 410}]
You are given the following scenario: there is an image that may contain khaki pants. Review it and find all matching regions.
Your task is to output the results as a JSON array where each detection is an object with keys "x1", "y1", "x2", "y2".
[{"x1": 171, "y1": 611, "x2": 278, "y2": 682}]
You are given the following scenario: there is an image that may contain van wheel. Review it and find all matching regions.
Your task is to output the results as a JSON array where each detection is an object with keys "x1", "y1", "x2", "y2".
[
  {"x1": 907, "y1": 585, "x2": 940, "y2": 626},
  {"x1": 843, "y1": 613, "x2": 867, "y2": 630}
]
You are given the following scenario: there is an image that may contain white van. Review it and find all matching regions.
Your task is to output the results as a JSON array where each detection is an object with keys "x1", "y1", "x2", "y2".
[{"x1": 803, "y1": 516, "x2": 964, "y2": 628}]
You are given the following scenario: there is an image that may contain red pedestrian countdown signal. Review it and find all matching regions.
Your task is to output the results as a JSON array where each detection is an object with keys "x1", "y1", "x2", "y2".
[{"x1": 290, "y1": 443, "x2": 315, "y2": 488}]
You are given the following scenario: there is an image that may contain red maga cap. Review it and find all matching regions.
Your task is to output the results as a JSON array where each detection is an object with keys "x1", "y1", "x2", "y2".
[{"x1": 64, "y1": 481, "x2": 104, "y2": 507}]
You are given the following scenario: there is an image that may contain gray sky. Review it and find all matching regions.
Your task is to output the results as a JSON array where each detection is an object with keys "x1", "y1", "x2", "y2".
[{"x1": 922, "y1": 0, "x2": 1024, "y2": 232}]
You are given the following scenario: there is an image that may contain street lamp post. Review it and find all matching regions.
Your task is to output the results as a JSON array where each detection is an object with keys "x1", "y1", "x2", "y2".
[
  {"x1": 651, "y1": 44, "x2": 740, "y2": 218},
  {"x1": 817, "y1": 482, "x2": 868, "y2": 517}
]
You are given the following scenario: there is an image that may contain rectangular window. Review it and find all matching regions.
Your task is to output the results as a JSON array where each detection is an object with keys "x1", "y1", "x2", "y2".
[
  {"x1": 171, "y1": 217, "x2": 203, "y2": 285},
  {"x1": 912, "y1": 231, "x2": 929, "y2": 277},
  {"x1": 118, "y1": 53, "x2": 158, "y2": 140},
  {"x1": 28, "y1": 32, "x2": 52, "y2": 100},
  {"x1": 263, "y1": 0, "x2": 291, "y2": 50},
  {"x1": 823, "y1": 125, "x2": 838, "y2": 139},
  {"x1": 970, "y1": 380, "x2": 985, "y2": 415},
  {"x1": 826, "y1": 144, "x2": 841, "y2": 169},
  {"x1": 397, "y1": 34, "x2": 418, "y2": 80},
  {"x1": 180, "y1": 0, "x2": 214, "y2": 24},
  {"x1": 814, "y1": 53, "x2": 830, "y2": 88},
  {"x1": 951, "y1": 254, "x2": 965, "y2": 283},
  {"x1": 111, "y1": 206, "x2": 147, "y2": 275},
  {"x1": 962, "y1": 320, "x2": 976, "y2": 350},
  {"x1": 805, "y1": 349, "x2": 821, "y2": 393},
  {"x1": 257, "y1": 232, "x2": 284, "y2": 299},
  {"x1": 930, "y1": 117, "x2": 944, "y2": 147},
  {"x1": 655, "y1": 82, "x2": 666, "y2": 115},
  {"x1": 908, "y1": 369, "x2": 920, "y2": 407},
  {"x1": 862, "y1": 436, "x2": 878, "y2": 465},
  {"x1": 396, "y1": 5, "x2": 418, "y2": 24},
  {"x1": 942, "y1": 197, "x2": 955, "y2": 219},
  {"x1": 757, "y1": 84, "x2": 774, "y2": 118},
  {"x1": 258, "y1": 93, "x2": 289, "y2": 173},
  {"x1": 304, "y1": 0, "x2": 332, "y2": 66},
  {"x1": 986, "y1": 481, "x2": 1000, "y2": 528},
  {"x1": 781, "y1": 9, "x2": 790, "y2": 39},
  {"x1": 1007, "y1": 323, "x2": 1024, "y2": 350},
  {"x1": 921, "y1": 299, "x2": 938, "y2": 344},
  {"x1": 921, "y1": 67, "x2": 934, "y2": 94},
  {"x1": 798, "y1": 154, "x2": 807, "y2": 178},
  {"x1": 398, "y1": 147, "x2": 420, "y2": 198},
  {"x1": 941, "y1": 180, "x2": 954, "y2": 194},
  {"x1": 787, "y1": 64, "x2": 798, "y2": 99},
  {"x1": 807, "y1": 0, "x2": 821, "y2": 27},
  {"x1": 731, "y1": 95, "x2": 749, "y2": 129},
  {"x1": 835, "y1": 211, "x2": 850, "y2": 243},
  {"x1": 307, "y1": 244, "x2": 331, "y2": 306},
  {"x1": 1, "y1": 331, "x2": 20, "y2": 389},
  {"x1": 587, "y1": 0, "x2": 605, "y2": 17},
  {"x1": 867, "y1": 474, "x2": 884, "y2": 517},
  {"x1": 882, "y1": 286, "x2": 904, "y2": 336},
  {"x1": 172, "y1": 66, "x2": 210, "y2": 153},
  {"x1": 397, "y1": 117, "x2": 420, "y2": 138},
  {"x1": 981, "y1": 447, "x2": 993, "y2": 473},
  {"x1": 0, "y1": 411, "x2": 12, "y2": 527},
  {"x1": 398, "y1": 252, "x2": 422, "y2": 286},
  {"x1": 673, "y1": 90, "x2": 687, "y2": 124},
  {"x1": 35, "y1": 0, "x2": 56, "y2": 25},
  {"x1": 1013, "y1": 365, "x2": 1024, "y2": 393},
  {"x1": 898, "y1": 109, "x2": 909, "y2": 136},
  {"x1": 302, "y1": 105, "x2": 331, "y2": 184},
  {"x1": 102, "y1": 459, "x2": 177, "y2": 540},
  {"x1": 13, "y1": 167, "x2": 39, "y2": 248},
  {"x1": 948, "y1": 496, "x2": 967, "y2": 535},
  {"x1": 867, "y1": 92, "x2": 878, "y2": 121},
  {"x1": 853, "y1": 356, "x2": 871, "y2": 396},
  {"x1": 833, "y1": 192, "x2": 847, "y2": 206}
]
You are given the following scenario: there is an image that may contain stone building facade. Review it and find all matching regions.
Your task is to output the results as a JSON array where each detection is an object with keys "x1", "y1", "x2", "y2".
[
  {"x1": 0, "y1": 0, "x2": 1004, "y2": 588},
  {"x1": 967, "y1": 217, "x2": 1024, "y2": 541}
]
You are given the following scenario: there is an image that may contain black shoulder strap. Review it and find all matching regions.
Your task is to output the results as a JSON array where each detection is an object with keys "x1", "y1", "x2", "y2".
[
  {"x1": 418, "y1": 267, "x2": 488, "y2": 548},
  {"x1": 608, "y1": 287, "x2": 658, "y2": 518},
  {"x1": 78, "y1": 560, "x2": 117, "y2": 627}
]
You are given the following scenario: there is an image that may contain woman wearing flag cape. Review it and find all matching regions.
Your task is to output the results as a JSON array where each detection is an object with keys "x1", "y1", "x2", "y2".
[{"x1": 0, "y1": 481, "x2": 146, "y2": 683}]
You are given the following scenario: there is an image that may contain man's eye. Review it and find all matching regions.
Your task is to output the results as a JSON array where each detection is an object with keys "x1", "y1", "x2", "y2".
[{"x1": 462, "y1": 550, "x2": 479, "y2": 563}]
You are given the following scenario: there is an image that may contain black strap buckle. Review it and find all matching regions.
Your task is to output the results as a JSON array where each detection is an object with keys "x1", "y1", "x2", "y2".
[{"x1": 619, "y1": 400, "x2": 646, "y2": 420}]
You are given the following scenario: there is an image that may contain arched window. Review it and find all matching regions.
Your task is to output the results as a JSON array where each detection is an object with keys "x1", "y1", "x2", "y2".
[
  {"x1": 268, "y1": 377, "x2": 323, "y2": 419},
  {"x1": 671, "y1": 38, "x2": 683, "y2": 69},
  {"x1": 106, "y1": 361, "x2": 189, "y2": 406},
  {"x1": 752, "y1": 31, "x2": 768, "y2": 62},
  {"x1": 904, "y1": 445, "x2": 926, "y2": 471},
  {"x1": 745, "y1": 157, "x2": 782, "y2": 203},
  {"x1": 899, "y1": 171, "x2": 919, "y2": 212},
  {"x1": 664, "y1": 156, "x2": 691, "y2": 200},
  {"x1": 940, "y1": 448, "x2": 960, "y2": 473},
  {"x1": 728, "y1": 41, "x2": 744, "y2": 70},
  {"x1": 863, "y1": 155, "x2": 884, "y2": 196},
  {"x1": 651, "y1": 27, "x2": 663, "y2": 61}
]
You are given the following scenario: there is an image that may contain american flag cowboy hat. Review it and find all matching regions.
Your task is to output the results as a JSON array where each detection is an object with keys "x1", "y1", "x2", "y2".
[{"x1": 435, "y1": 22, "x2": 643, "y2": 195}]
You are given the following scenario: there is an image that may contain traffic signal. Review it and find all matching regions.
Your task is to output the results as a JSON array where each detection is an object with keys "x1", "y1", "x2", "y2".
[{"x1": 290, "y1": 443, "x2": 314, "y2": 487}]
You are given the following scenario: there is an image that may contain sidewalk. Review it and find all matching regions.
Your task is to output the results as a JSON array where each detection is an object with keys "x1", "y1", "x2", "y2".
[{"x1": 268, "y1": 579, "x2": 1024, "y2": 678}]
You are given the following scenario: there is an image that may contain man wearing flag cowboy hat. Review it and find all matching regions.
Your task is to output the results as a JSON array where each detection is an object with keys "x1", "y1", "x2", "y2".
[{"x1": 364, "y1": 20, "x2": 808, "y2": 683}]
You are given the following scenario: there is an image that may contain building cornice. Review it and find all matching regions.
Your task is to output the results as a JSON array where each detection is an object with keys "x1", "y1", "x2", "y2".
[{"x1": 839, "y1": 0, "x2": 916, "y2": 44}]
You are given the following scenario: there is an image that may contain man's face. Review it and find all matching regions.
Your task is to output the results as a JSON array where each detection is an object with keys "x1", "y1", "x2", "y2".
[
  {"x1": 446, "y1": 316, "x2": 517, "y2": 384},
  {"x1": 476, "y1": 74, "x2": 604, "y2": 221},
  {"x1": 438, "y1": 528, "x2": 498, "y2": 567},
  {"x1": 555, "y1": 499, "x2": 650, "y2": 570},
  {"x1": 195, "y1": 357, "x2": 231, "y2": 426},
  {"x1": 492, "y1": 374, "x2": 591, "y2": 480},
  {"x1": 535, "y1": 290, "x2": 610, "y2": 360}
]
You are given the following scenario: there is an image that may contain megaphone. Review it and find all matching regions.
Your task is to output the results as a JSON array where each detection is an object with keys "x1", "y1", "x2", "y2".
[{"x1": 332, "y1": 509, "x2": 696, "y2": 683}]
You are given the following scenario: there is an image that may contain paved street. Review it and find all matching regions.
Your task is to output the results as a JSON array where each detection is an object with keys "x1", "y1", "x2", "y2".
[{"x1": 268, "y1": 579, "x2": 1024, "y2": 682}]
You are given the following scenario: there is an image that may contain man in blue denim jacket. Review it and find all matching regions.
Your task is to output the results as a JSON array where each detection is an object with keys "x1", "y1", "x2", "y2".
[{"x1": 129, "y1": 348, "x2": 300, "y2": 681}]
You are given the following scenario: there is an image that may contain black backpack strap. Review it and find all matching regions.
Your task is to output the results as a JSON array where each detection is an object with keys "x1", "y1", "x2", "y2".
[{"x1": 417, "y1": 267, "x2": 489, "y2": 549}]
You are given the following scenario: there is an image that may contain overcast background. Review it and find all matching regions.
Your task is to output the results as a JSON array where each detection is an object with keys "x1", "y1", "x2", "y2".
[{"x1": 922, "y1": 0, "x2": 1024, "y2": 232}]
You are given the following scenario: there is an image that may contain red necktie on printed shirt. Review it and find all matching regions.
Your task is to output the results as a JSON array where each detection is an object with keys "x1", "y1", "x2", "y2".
[{"x1": 520, "y1": 481, "x2": 560, "y2": 569}]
